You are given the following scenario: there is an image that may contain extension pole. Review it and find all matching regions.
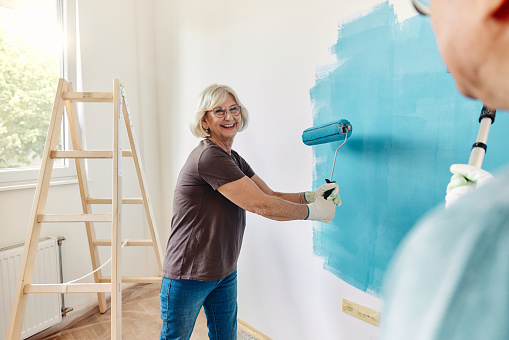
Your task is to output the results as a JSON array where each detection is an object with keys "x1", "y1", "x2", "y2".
[{"x1": 468, "y1": 106, "x2": 496, "y2": 168}]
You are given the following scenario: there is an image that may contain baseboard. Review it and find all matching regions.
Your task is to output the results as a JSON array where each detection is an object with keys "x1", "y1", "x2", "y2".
[{"x1": 237, "y1": 319, "x2": 272, "y2": 340}]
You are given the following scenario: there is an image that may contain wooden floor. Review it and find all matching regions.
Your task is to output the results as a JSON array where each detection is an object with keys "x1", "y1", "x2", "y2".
[{"x1": 28, "y1": 283, "x2": 209, "y2": 340}]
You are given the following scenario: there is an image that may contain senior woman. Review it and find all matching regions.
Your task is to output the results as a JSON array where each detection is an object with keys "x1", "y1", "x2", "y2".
[{"x1": 160, "y1": 84, "x2": 340, "y2": 340}]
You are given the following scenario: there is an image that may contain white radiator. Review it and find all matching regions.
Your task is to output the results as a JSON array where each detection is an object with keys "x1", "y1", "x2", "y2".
[{"x1": 0, "y1": 237, "x2": 62, "y2": 340}]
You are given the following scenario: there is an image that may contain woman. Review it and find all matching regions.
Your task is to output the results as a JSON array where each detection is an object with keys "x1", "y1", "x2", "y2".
[{"x1": 160, "y1": 84, "x2": 340, "y2": 340}]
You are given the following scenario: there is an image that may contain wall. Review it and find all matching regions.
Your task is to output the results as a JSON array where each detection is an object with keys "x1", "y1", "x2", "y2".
[
  {"x1": 313, "y1": 2, "x2": 472, "y2": 296},
  {"x1": 310, "y1": 1, "x2": 509, "y2": 299},
  {"x1": 76, "y1": 0, "x2": 165, "y2": 280}
]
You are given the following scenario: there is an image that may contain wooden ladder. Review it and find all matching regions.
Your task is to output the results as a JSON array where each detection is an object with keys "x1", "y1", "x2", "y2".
[{"x1": 7, "y1": 78, "x2": 163, "y2": 340}]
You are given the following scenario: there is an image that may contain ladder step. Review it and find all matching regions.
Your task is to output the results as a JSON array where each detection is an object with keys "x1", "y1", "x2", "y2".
[
  {"x1": 94, "y1": 239, "x2": 153, "y2": 246},
  {"x1": 24, "y1": 283, "x2": 112, "y2": 293},
  {"x1": 62, "y1": 92, "x2": 113, "y2": 102},
  {"x1": 99, "y1": 276, "x2": 162, "y2": 284},
  {"x1": 87, "y1": 198, "x2": 143, "y2": 204},
  {"x1": 50, "y1": 150, "x2": 133, "y2": 158},
  {"x1": 51, "y1": 150, "x2": 112, "y2": 158},
  {"x1": 37, "y1": 214, "x2": 113, "y2": 222}
]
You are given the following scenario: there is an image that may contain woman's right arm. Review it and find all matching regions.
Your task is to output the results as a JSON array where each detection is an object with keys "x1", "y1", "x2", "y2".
[{"x1": 217, "y1": 175, "x2": 336, "y2": 223}]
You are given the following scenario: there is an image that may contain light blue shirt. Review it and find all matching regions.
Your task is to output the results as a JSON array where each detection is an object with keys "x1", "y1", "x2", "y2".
[{"x1": 381, "y1": 167, "x2": 509, "y2": 340}]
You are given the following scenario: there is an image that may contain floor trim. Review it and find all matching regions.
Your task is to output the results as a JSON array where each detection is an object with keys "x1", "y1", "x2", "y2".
[{"x1": 237, "y1": 318, "x2": 272, "y2": 340}]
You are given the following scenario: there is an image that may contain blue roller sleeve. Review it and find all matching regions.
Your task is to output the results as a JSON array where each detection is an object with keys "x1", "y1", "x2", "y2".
[
  {"x1": 303, "y1": 119, "x2": 352, "y2": 200},
  {"x1": 301, "y1": 119, "x2": 352, "y2": 146}
]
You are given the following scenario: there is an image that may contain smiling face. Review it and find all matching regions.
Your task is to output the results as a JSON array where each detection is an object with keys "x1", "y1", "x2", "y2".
[{"x1": 202, "y1": 94, "x2": 242, "y2": 151}]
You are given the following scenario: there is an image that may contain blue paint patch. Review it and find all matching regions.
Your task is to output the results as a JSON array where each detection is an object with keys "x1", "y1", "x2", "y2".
[{"x1": 310, "y1": 1, "x2": 509, "y2": 296}]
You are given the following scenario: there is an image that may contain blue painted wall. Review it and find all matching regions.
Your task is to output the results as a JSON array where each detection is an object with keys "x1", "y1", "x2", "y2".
[{"x1": 310, "y1": 1, "x2": 509, "y2": 296}]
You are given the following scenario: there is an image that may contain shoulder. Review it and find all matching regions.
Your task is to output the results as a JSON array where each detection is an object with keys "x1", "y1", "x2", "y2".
[
  {"x1": 230, "y1": 149, "x2": 245, "y2": 162},
  {"x1": 198, "y1": 140, "x2": 230, "y2": 163}
]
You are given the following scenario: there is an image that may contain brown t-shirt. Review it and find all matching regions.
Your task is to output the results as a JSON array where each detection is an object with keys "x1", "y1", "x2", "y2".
[{"x1": 161, "y1": 139, "x2": 255, "y2": 281}]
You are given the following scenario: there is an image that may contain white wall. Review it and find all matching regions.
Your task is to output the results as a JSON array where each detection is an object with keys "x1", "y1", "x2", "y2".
[
  {"x1": 0, "y1": 0, "x2": 418, "y2": 338},
  {"x1": 76, "y1": 0, "x2": 164, "y2": 279}
]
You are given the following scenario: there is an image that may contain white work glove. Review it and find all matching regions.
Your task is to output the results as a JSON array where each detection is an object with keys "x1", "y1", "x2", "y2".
[
  {"x1": 305, "y1": 196, "x2": 336, "y2": 223},
  {"x1": 305, "y1": 183, "x2": 341, "y2": 206},
  {"x1": 445, "y1": 164, "x2": 493, "y2": 208}
]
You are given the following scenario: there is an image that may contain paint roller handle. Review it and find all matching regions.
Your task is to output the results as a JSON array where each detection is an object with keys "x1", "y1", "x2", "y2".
[
  {"x1": 446, "y1": 106, "x2": 495, "y2": 208},
  {"x1": 305, "y1": 182, "x2": 340, "y2": 204},
  {"x1": 468, "y1": 106, "x2": 496, "y2": 168},
  {"x1": 324, "y1": 179, "x2": 336, "y2": 199}
]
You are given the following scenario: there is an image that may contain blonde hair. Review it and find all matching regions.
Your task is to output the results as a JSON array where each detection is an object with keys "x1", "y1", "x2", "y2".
[{"x1": 190, "y1": 84, "x2": 249, "y2": 138}]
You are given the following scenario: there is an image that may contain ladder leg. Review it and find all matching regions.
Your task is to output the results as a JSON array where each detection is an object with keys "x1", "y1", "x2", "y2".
[
  {"x1": 111, "y1": 79, "x2": 123, "y2": 339},
  {"x1": 64, "y1": 82, "x2": 108, "y2": 313},
  {"x1": 121, "y1": 97, "x2": 164, "y2": 272},
  {"x1": 7, "y1": 79, "x2": 68, "y2": 340}
]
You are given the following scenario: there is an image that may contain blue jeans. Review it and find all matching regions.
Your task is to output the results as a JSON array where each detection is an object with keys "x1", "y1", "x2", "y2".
[{"x1": 159, "y1": 271, "x2": 237, "y2": 340}]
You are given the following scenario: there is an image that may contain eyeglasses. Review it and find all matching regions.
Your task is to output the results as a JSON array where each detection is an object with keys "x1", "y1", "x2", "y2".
[
  {"x1": 210, "y1": 105, "x2": 241, "y2": 118},
  {"x1": 412, "y1": 0, "x2": 431, "y2": 16}
]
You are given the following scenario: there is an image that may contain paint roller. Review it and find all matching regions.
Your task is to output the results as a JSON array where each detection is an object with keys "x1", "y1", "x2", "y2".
[
  {"x1": 302, "y1": 119, "x2": 352, "y2": 199},
  {"x1": 468, "y1": 105, "x2": 496, "y2": 168}
]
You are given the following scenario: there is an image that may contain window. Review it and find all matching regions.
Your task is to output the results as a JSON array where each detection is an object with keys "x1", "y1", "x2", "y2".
[{"x1": 0, "y1": 0, "x2": 78, "y2": 190}]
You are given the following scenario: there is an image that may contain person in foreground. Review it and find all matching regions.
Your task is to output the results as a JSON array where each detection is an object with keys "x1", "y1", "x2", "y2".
[
  {"x1": 381, "y1": 0, "x2": 509, "y2": 339},
  {"x1": 159, "y1": 84, "x2": 340, "y2": 340}
]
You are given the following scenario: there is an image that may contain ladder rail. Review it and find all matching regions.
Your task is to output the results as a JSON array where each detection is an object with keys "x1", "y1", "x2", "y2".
[
  {"x1": 7, "y1": 79, "x2": 69, "y2": 340},
  {"x1": 65, "y1": 82, "x2": 109, "y2": 312},
  {"x1": 121, "y1": 87, "x2": 164, "y2": 272},
  {"x1": 110, "y1": 78, "x2": 123, "y2": 339}
]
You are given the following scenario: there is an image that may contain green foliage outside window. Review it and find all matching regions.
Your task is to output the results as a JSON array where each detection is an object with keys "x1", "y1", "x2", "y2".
[{"x1": 0, "y1": 23, "x2": 59, "y2": 168}]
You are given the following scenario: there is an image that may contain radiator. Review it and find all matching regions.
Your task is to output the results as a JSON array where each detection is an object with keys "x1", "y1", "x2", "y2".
[{"x1": 0, "y1": 237, "x2": 62, "y2": 340}]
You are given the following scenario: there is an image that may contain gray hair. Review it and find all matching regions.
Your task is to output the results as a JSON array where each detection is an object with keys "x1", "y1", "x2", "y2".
[{"x1": 190, "y1": 84, "x2": 249, "y2": 138}]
